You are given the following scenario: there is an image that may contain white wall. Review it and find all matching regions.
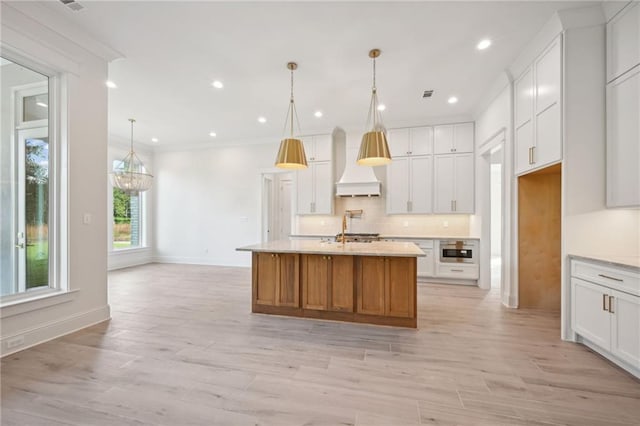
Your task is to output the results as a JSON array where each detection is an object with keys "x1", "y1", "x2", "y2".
[
  {"x1": 153, "y1": 142, "x2": 280, "y2": 267},
  {"x1": 1, "y1": 3, "x2": 113, "y2": 355}
]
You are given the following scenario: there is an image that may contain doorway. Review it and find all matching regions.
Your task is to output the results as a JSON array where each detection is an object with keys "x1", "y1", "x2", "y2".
[
  {"x1": 518, "y1": 163, "x2": 561, "y2": 311},
  {"x1": 261, "y1": 172, "x2": 293, "y2": 242},
  {"x1": 489, "y1": 148, "x2": 503, "y2": 290}
]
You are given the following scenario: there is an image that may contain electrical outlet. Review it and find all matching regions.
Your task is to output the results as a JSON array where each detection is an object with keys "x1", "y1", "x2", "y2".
[
  {"x1": 7, "y1": 335, "x2": 24, "y2": 349},
  {"x1": 83, "y1": 213, "x2": 92, "y2": 225},
  {"x1": 443, "y1": 221, "x2": 449, "y2": 228},
  {"x1": 320, "y1": 220, "x2": 325, "y2": 226},
  {"x1": 403, "y1": 221, "x2": 409, "y2": 228}
]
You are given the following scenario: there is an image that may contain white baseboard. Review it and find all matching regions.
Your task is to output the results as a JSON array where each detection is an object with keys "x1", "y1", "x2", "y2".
[
  {"x1": 153, "y1": 255, "x2": 249, "y2": 268},
  {"x1": 108, "y1": 248, "x2": 153, "y2": 270},
  {"x1": 1, "y1": 305, "x2": 111, "y2": 357}
]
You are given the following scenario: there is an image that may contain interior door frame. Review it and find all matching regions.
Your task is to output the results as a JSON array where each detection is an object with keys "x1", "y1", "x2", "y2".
[
  {"x1": 477, "y1": 128, "x2": 513, "y2": 307},
  {"x1": 260, "y1": 169, "x2": 294, "y2": 243}
]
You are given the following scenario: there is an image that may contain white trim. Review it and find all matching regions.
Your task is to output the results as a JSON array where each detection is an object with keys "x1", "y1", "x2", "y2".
[
  {"x1": 0, "y1": 289, "x2": 78, "y2": 319},
  {"x1": 108, "y1": 247, "x2": 153, "y2": 271},
  {"x1": 153, "y1": 256, "x2": 250, "y2": 268},
  {"x1": 2, "y1": 2, "x2": 123, "y2": 63},
  {"x1": 1, "y1": 305, "x2": 110, "y2": 357}
]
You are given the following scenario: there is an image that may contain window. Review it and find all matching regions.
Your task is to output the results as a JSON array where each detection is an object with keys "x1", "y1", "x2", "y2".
[
  {"x1": 1, "y1": 56, "x2": 57, "y2": 297},
  {"x1": 112, "y1": 184, "x2": 141, "y2": 249}
]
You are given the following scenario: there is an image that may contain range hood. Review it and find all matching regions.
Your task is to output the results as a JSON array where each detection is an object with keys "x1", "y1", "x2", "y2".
[{"x1": 336, "y1": 132, "x2": 381, "y2": 197}]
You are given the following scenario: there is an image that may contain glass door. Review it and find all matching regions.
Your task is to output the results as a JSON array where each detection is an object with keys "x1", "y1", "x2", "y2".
[{"x1": 16, "y1": 127, "x2": 50, "y2": 293}]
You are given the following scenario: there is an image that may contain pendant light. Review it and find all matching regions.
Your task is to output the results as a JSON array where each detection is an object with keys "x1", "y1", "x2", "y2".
[
  {"x1": 275, "y1": 62, "x2": 308, "y2": 169},
  {"x1": 110, "y1": 118, "x2": 153, "y2": 195},
  {"x1": 357, "y1": 49, "x2": 392, "y2": 166}
]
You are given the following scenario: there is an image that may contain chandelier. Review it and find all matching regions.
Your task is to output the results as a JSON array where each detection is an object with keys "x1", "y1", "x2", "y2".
[
  {"x1": 275, "y1": 62, "x2": 308, "y2": 169},
  {"x1": 110, "y1": 118, "x2": 153, "y2": 195},
  {"x1": 357, "y1": 48, "x2": 392, "y2": 166}
]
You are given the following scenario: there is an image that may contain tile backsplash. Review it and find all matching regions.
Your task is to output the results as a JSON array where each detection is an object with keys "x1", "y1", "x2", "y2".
[{"x1": 295, "y1": 197, "x2": 471, "y2": 237}]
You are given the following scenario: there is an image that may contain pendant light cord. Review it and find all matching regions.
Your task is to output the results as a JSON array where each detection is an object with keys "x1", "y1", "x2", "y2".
[{"x1": 282, "y1": 66, "x2": 302, "y2": 138}]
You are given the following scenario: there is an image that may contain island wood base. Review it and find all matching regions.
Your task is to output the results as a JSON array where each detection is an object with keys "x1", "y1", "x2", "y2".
[{"x1": 251, "y1": 252, "x2": 417, "y2": 328}]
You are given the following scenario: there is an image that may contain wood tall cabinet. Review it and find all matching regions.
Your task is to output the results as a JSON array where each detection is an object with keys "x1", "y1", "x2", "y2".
[
  {"x1": 357, "y1": 256, "x2": 416, "y2": 319},
  {"x1": 296, "y1": 134, "x2": 333, "y2": 215},
  {"x1": 302, "y1": 254, "x2": 354, "y2": 312},
  {"x1": 606, "y1": 2, "x2": 640, "y2": 207},
  {"x1": 253, "y1": 252, "x2": 300, "y2": 308},
  {"x1": 514, "y1": 35, "x2": 562, "y2": 176}
]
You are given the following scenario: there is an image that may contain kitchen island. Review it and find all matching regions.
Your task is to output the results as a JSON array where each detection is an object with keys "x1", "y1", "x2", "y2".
[{"x1": 237, "y1": 240, "x2": 425, "y2": 328}]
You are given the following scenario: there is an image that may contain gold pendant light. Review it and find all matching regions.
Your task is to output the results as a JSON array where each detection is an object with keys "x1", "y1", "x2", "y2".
[
  {"x1": 275, "y1": 62, "x2": 308, "y2": 169},
  {"x1": 357, "y1": 49, "x2": 392, "y2": 166}
]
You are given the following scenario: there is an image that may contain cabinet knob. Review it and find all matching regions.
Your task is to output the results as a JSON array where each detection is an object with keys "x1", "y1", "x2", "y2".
[{"x1": 327, "y1": 256, "x2": 332, "y2": 260}]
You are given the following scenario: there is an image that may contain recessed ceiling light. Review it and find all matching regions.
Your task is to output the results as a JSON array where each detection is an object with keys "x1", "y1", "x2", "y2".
[
  {"x1": 209, "y1": 132, "x2": 217, "y2": 137},
  {"x1": 448, "y1": 96, "x2": 458, "y2": 104},
  {"x1": 314, "y1": 111, "x2": 323, "y2": 118},
  {"x1": 377, "y1": 104, "x2": 386, "y2": 111},
  {"x1": 258, "y1": 116, "x2": 267, "y2": 123},
  {"x1": 477, "y1": 39, "x2": 492, "y2": 50},
  {"x1": 36, "y1": 102, "x2": 48, "y2": 108},
  {"x1": 151, "y1": 137, "x2": 159, "y2": 143},
  {"x1": 106, "y1": 80, "x2": 117, "y2": 89},
  {"x1": 212, "y1": 80, "x2": 224, "y2": 89}
]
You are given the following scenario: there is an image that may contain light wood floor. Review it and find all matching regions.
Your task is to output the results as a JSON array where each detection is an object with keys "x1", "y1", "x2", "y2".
[{"x1": 2, "y1": 263, "x2": 639, "y2": 425}]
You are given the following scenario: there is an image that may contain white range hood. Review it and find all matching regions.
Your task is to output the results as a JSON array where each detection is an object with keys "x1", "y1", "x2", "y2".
[{"x1": 336, "y1": 132, "x2": 381, "y2": 197}]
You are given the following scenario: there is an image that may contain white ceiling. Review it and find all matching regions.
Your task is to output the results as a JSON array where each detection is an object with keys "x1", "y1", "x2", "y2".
[{"x1": 49, "y1": 1, "x2": 597, "y2": 148}]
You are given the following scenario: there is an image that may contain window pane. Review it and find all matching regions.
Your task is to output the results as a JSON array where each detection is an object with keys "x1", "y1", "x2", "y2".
[
  {"x1": 0, "y1": 56, "x2": 50, "y2": 296},
  {"x1": 23, "y1": 93, "x2": 49, "y2": 122},
  {"x1": 113, "y1": 187, "x2": 141, "y2": 249},
  {"x1": 26, "y1": 137, "x2": 49, "y2": 289}
]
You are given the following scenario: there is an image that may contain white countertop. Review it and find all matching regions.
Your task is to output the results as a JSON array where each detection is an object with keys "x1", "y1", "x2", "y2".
[
  {"x1": 569, "y1": 254, "x2": 640, "y2": 271},
  {"x1": 237, "y1": 240, "x2": 425, "y2": 257},
  {"x1": 289, "y1": 234, "x2": 479, "y2": 241}
]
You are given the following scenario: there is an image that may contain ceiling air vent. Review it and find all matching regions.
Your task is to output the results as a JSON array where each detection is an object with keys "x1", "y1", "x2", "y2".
[
  {"x1": 423, "y1": 90, "x2": 434, "y2": 98},
  {"x1": 59, "y1": 0, "x2": 84, "y2": 12}
]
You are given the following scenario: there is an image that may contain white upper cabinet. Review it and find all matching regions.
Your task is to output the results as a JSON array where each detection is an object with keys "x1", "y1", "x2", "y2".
[
  {"x1": 387, "y1": 126, "x2": 433, "y2": 157},
  {"x1": 514, "y1": 35, "x2": 563, "y2": 175},
  {"x1": 607, "y1": 2, "x2": 640, "y2": 83},
  {"x1": 305, "y1": 134, "x2": 332, "y2": 162},
  {"x1": 607, "y1": 66, "x2": 640, "y2": 207},
  {"x1": 607, "y1": 3, "x2": 640, "y2": 208},
  {"x1": 386, "y1": 156, "x2": 432, "y2": 214},
  {"x1": 296, "y1": 133, "x2": 333, "y2": 215},
  {"x1": 433, "y1": 153, "x2": 474, "y2": 214},
  {"x1": 296, "y1": 161, "x2": 333, "y2": 215},
  {"x1": 434, "y1": 123, "x2": 474, "y2": 154}
]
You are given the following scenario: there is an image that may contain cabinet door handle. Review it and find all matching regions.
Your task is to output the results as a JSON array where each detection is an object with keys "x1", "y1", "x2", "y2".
[
  {"x1": 531, "y1": 146, "x2": 535, "y2": 164},
  {"x1": 451, "y1": 200, "x2": 454, "y2": 211},
  {"x1": 454, "y1": 200, "x2": 457, "y2": 211},
  {"x1": 598, "y1": 274, "x2": 623, "y2": 282},
  {"x1": 602, "y1": 294, "x2": 608, "y2": 311},
  {"x1": 528, "y1": 147, "x2": 532, "y2": 165},
  {"x1": 608, "y1": 296, "x2": 615, "y2": 314},
  {"x1": 451, "y1": 269, "x2": 464, "y2": 272}
]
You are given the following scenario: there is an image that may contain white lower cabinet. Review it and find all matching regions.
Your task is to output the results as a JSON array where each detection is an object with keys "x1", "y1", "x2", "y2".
[
  {"x1": 436, "y1": 263, "x2": 479, "y2": 280},
  {"x1": 571, "y1": 259, "x2": 640, "y2": 378},
  {"x1": 416, "y1": 241, "x2": 434, "y2": 277}
]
